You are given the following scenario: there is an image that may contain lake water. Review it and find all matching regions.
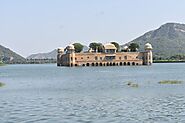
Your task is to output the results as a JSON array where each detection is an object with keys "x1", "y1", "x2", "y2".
[{"x1": 1, "y1": 63, "x2": 185, "y2": 123}]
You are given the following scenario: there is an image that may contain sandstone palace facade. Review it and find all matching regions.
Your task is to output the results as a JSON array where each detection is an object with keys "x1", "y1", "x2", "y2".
[{"x1": 57, "y1": 43, "x2": 153, "y2": 67}]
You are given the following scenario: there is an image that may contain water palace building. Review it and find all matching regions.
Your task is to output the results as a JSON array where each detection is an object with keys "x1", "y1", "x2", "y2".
[{"x1": 57, "y1": 43, "x2": 153, "y2": 67}]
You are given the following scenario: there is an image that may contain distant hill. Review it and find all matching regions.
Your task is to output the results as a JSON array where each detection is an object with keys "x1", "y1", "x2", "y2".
[
  {"x1": 124, "y1": 23, "x2": 185, "y2": 59},
  {"x1": 27, "y1": 45, "x2": 89, "y2": 59},
  {"x1": 27, "y1": 49, "x2": 57, "y2": 59},
  {"x1": 0, "y1": 45, "x2": 26, "y2": 63}
]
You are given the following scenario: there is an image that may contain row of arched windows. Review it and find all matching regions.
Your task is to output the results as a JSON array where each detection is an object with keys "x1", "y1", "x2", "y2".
[{"x1": 73, "y1": 62, "x2": 139, "y2": 67}]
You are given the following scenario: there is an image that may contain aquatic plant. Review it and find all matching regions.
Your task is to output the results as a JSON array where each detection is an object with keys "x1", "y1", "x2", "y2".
[
  {"x1": 0, "y1": 61, "x2": 3, "y2": 66},
  {"x1": 127, "y1": 81, "x2": 139, "y2": 88},
  {"x1": 0, "y1": 82, "x2": 5, "y2": 87},
  {"x1": 0, "y1": 61, "x2": 5, "y2": 66},
  {"x1": 158, "y1": 80, "x2": 183, "y2": 84}
]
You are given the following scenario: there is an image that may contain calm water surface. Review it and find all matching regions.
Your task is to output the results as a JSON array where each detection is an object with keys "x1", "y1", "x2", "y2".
[{"x1": 0, "y1": 63, "x2": 185, "y2": 123}]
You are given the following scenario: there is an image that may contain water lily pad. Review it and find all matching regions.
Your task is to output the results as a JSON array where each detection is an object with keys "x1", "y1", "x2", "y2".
[
  {"x1": 0, "y1": 82, "x2": 5, "y2": 87},
  {"x1": 127, "y1": 81, "x2": 139, "y2": 88},
  {"x1": 158, "y1": 80, "x2": 183, "y2": 84}
]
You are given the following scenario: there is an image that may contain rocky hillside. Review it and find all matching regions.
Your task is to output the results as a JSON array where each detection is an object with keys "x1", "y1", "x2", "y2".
[
  {"x1": 0, "y1": 45, "x2": 26, "y2": 63},
  {"x1": 124, "y1": 23, "x2": 185, "y2": 59}
]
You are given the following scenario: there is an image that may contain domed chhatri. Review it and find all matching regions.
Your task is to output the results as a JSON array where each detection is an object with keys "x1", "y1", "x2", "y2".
[
  {"x1": 123, "y1": 46, "x2": 129, "y2": 50},
  {"x1": 104, "y1": 43, "x2": 117, "y2": 54},
  {"x1": 66, "y1": 44, "x2": 75, "y2": 50},
  {"x1": 57, "y1": 42, "x2": 153, "y2": 67},
  {"x1": 104, "y1": 43, "x2": 117, "y2": 50},
  {"x1": 57, "y1": 48, "x2": 64, "y2": 53},
  {"x1": 145, "y1": 43, "x2": 153, "y2": 50}
]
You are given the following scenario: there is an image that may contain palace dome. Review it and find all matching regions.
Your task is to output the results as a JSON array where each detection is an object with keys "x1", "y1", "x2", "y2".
[
  {"x1": 104, "y1": 43, "x2": 117, "y2": 50},
  {"x1": 123, "y1": 46, "x2": 129, "y2": 50},
  {"x1": 58, "y1": 48, "x2": 64, "y2": 53},
  {"x1": 67, "y1": 44, "x2": 75, "y2": 50},
  {"x1": 145, "y1": 43, "x2": 153, "y2": 50}
]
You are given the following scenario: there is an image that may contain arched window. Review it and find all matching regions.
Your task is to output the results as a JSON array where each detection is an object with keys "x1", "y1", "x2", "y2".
[
  {"x1": 124, "y1": 62, "x2": 126, "y2": 65},
  {"x1": 132, "y1": 62, "x2": 135, "y2": 65},
  {"x1": 96, "y1": 63, "x2": 99, "y2": 66},
  {"x1": 100, "y1": 63, "x2": 103, "y2": 66},
  {"x1": 120, "y1": 62, "x2": 123, "y2": 66}
]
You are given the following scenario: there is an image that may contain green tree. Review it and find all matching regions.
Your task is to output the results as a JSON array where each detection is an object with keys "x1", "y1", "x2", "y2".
[
  {"x1": 73, "y1": 43, "x2": 84, "y2": 53},
  {"x1": 97, "y1": 44, "x2": 104, "y2": 52},
  {"x1": 89, "y1": 42, "x2": 103, "y2": 52},
  {"x1": 170, "y1": 54, "x2": 185, "y2": 60},
  {"x1": 129, "y1": 43, "x2": 139, "y2": 52},
  {"x1": 111, "y1": 42, "x2": 120, "y2": 51}
]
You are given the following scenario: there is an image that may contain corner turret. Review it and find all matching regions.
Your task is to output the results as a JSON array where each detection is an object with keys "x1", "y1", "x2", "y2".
[
  {"x1": 144, "y1": 43, "x2": 153, "y2": 65},
  {"x1": 57, "y1": 48, "x2": 64, "y2": 66},
  {"x1": 66, "y1": 44, "x2": 75, "y2": 66},
  {"x1": 145, "y1": 43, "x2": 153, "y2": 50},
  {"x1": 66, "y1": 44, "x2": 75, "y2": 54}
]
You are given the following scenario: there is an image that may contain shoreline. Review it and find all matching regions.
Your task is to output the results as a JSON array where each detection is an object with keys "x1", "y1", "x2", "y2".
[
  {"x1": 153, "y1": 60, "x2": 185, "y2": 63},
  {"x1": 2, "y1": 60, "x2": 185, "y2": 65}
]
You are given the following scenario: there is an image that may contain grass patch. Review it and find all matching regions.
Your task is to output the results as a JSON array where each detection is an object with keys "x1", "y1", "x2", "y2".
[
  {"x1": 0, "y1": 82, "x2": 5, "y2": 87},
  {"x1": 158, "y1": 80, "x2": 183, "y2": 84},
  {"x1": 127, "y1": 81, "x2": 139, "y2": 88}
]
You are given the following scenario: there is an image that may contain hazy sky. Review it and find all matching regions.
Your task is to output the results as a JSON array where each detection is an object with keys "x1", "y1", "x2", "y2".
[{"x1": 1, "y1": 0, "x2": 185, "y2": 57}]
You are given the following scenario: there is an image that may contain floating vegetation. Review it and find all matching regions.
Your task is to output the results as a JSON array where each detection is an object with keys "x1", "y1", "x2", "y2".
[
  {"x1": 0, "y1": 82, "x2": 5, "y2": 87},
  {"x1": 0, "y1": 62, "x2": 6, "y2": 66},
  {"x1": 0, "y1": 64, "x2": 5, "y2": 66},
  {"x1": 158, "y1": 80, "x2": 183, "y2": 84},
  {"x1": 127, "y1": 81, "x2": 139, "y2": 88}
]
